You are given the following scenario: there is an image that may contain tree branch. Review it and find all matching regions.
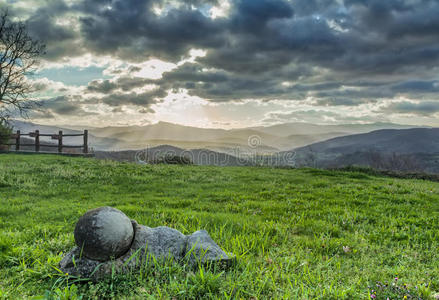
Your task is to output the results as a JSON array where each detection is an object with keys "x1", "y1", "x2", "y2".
[{"x1": 0, "y1": 10, "x2": 45, "y2": 123}]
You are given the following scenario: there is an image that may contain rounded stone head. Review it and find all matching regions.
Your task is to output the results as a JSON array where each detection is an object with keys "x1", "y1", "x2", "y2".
[{"x1": 74, "y1": 207, "x2": 134, "y2": 261}]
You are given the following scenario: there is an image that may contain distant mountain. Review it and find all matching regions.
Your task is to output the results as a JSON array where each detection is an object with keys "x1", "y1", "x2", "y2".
[
  {"x1": 91, "y1": 121, "x2": 228, "y2": 141},
  {"x1": 9, "y1": 120, "x2": 439, "y2": 172},
  {"x1": 294, "y1": 128, "x2": 439, "y2": 154},
  {"x1": 87, "y1": 121, "x2": 422, "y2": 152},
  {"x1": 10, "y1": 120, "x2": 424, "y2": 154},
  {"x1": 90, "y1": 121, "x2": 281, "y2": 152},
  {"x1": 251, "y1": 122, "x2": 421, "y2": 136},
  {"x1": 272, "y1": 132, "x2": 347, "y2": 150},
  {"x1": 289, "y1": 128, "x2": 439, "y2": 173}
]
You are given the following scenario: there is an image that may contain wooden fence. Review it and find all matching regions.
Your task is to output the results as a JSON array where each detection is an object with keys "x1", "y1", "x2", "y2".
[{"x1": 1, "y1": 130, "x2": 89, "y2": 154}]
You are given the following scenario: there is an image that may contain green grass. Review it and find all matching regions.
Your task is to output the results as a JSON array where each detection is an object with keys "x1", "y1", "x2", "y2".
[{"x1": 0, "y1": 154, "x2": 438, "y2": 299}]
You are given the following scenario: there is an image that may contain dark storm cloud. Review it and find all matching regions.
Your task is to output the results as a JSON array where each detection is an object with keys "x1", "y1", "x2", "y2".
[
  {"x1": 38, "y1": 96, "x2": 96, "y2": 117},
  {"x1": 26, "y1": 1, "x2": 72, "y2": 40},
  {"x1": 314, "y1": 89, "x2": 393, "y2": 101},
  {"x1": 87, "y1": 79, "x2": 118, "y2": 94},
  {"x1": 86, "y1": 77, "x2": 157, "y2": 94},
  {"x1": 99, "y1": 92, "x2": 161, "y2": 107},
  {"x1": 81, "y1": 62, "x2": 427, "y2": 105},
  {"x1": 391, "y1": 81, "x2": 439, "y2": 93},
  {"x1": 329, "y1": 0, "x2": 439, "y2": 73},
  {"x1": 37, "y1": 91, "x2": 163, "y2": 117},
  {"x1": 77, "y1": 0, "x2": 226, "y2": 61},
  {"x1": 21, "y1": 1, "x2": 84, "y2": 60},
  {"x1": 291, "y1": 0, "x2": 339, "y2": 15},
  {"x1": 315, "y1": 98, "x2": 377, "y2": 107},
  {"x1": 148, "y1": 63, "x2": 392, "y2": 103},
  {"x1": 30, "y1": 109, "x2": 56, "y2": 119},
  {"x1": 11, "y1": 0, "x2": 439, "y2": 113},
  {"x1": 383, "y1": 101, "x2": 439, "y2": 116},
  {"x1": 92, "y1": 90, "x2": 166, "y2": 107},
  {"x1": 19, "y1": 0, "x2": 439, "y2": 71},
  {"x1": 99, "y1": 63, "x2": 293, "y2": 102},
  {"x1": 231, "y1": 0, "x2": 294, "y2": 33}
]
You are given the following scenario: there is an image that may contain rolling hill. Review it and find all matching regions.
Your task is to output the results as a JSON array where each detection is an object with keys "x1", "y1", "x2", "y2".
[
  {"x1": 294, "y1": 128, "x2": 439, "y2": 154},
  {"x1": 95, "y1": 144, "x2": 252, "y2": 166},
  {"x1": 291, "y1": 128, "x2": 439, "y2": 173}
]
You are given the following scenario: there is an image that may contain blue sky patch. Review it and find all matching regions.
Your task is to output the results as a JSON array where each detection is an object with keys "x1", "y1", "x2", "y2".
[{"x1": 37, "y1": 66, "x2": 111, "y2": 86}]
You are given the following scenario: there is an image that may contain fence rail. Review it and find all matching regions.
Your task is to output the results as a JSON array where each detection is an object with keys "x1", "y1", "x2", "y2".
[{"x1": 0, "y1": 130, "x2": 89, "y2": 154}]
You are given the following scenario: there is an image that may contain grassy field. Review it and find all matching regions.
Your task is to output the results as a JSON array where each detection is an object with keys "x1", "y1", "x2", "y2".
[{"x1": 0, "y1": 154, "x2": 439, "y2": 299}]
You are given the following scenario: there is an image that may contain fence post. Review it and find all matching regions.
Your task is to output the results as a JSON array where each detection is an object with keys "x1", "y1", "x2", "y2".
[
  {"x1": 35, "y1": 130, "x2": 40, "y2": 152},
  {"x1": 16, "y1": 130, "x2": 20, "y2": 151},
  {"x1": 58, "y1": 130, "x2": 63, "y2": 153},
  {"x1": 83, "y1": 130, "x2": 88, "y2": 154}
]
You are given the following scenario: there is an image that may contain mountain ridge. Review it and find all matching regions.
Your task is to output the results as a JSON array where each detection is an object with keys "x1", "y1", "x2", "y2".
[
  {"x1": 9, "y1": 120, "x2": 426, "y2": 153},
  {"x1": 289, "y1": 128, "x2": 439, "y2": 173}
]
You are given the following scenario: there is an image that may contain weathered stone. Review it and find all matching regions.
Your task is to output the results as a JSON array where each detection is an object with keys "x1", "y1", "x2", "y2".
[
  {"x1": 74, "y1": 207, "x2": 134, "y2": 261},
  {"x1": 185, "y1": 230, "x2": 235, "y2": 268},
  {"x1": 60, "y1": 208, "x2": 235, "y2": 280},
  {"x1": 140, "y1": 226, "x2": 187, "y2": 261},
  {"x1": 59, "y1": 247, "x2": 101, "y2": 278},
  {"x1": 61, "y1": 220, "x2": 147, "y2": 279}
]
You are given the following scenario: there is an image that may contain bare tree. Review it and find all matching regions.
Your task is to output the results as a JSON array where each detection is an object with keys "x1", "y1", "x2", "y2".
[
  {"x1": 302, "y1": 146, "x2": 317, "y2": 167},
  {"x1": 365, "y1": 150, "x2": 422, "y2": 172},
  {"x1": 0, "y1": 10, "x2": 45, "y2": 123}
]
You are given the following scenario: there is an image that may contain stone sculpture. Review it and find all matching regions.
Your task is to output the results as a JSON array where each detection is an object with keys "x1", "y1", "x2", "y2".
[{"x1": 60, "y1": 207, "x2": 234, "y2": 279}]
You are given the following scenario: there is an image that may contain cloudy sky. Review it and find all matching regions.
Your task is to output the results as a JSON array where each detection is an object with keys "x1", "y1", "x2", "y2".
[{"x1": 3, "y1": 0, "x2": 439, "y2": 128}]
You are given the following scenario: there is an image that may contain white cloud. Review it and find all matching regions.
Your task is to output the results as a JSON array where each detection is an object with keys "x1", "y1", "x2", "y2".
[
  {"x1": 131, "y1": 59, "x2": 177, "y2": 79},
  {"x1": 178, "y1": 49, "x2": 207, "y2": 65},
  {"x1": 209, "y1": 0, "x2": 231, "y2": 19},
  {"x1": 28, "y1": 77, "x2": 83, "y2": 99}
]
